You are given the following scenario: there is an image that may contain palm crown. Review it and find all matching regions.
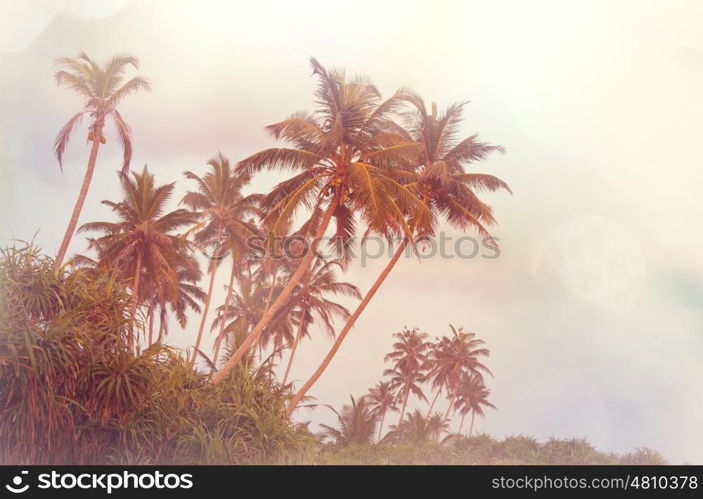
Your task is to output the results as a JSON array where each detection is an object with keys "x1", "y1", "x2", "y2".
[{"x1": 54, "y1": 52, "x2": 150, "y2": 174}]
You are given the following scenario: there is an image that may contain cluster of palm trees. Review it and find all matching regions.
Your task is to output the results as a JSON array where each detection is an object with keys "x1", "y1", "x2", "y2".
[
  {"x1": 52, "y1": 52, "x2": 510, "y2": 415},
  {"x1": 323, "y1": 325, "x2": 495, "y2": 446}
]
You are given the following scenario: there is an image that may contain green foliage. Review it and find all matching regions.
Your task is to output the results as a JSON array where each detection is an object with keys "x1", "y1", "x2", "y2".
[
  {"x1": 314, "y1": 434, "x2": 667, "y2": 465},
  {"x1": 0, "y1": 244, "x2": 313, "y2": 465}
]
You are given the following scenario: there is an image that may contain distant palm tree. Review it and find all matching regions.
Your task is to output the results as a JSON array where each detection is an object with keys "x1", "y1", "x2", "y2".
[
  {"x1": 54, "y1": 52, "x2": 150, "y2": 267},
  {"x1": 384, "y1": 328, "x2": 430, "y2": 427},
  {"x1": 213, "y1": 57, "x2": 425, "y2": 382},
  {"x1": 454, "y1": 373, "x2": 495, "y2": 436},
  {"x1": 425, "y1": 325, "x2": 492, "y2": 416},
  {"x1": 367, "y1": 381, "x2": 397, "y2": 442},
  {"x1": 320, "y1": 395, "x2": 378, "y2": 447},
  {"x1": 181, "y1": 153, "x2": 260, "y2": 366},
  {"x1": 79, "y1": 166, "x2": 196, "y2": 349},
  {"x1": 392, "y1": 410, "x2": 449, "y2": 443},
  {"x1": 287, "y1": 96, "x2": 509, "y2": 415}
]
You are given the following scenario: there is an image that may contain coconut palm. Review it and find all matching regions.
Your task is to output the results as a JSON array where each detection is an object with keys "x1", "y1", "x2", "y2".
[
  {"x1": 320, "y1": 395, "x2": 378, "y2": 447},
  {"x1": 79, "y1": 166, "x2": 196, "y2": 349},
  {"x1": 367, "y1": 381, "x2": 397, "y2": 442},
  {"x1": 454, "y1": 373, "x2": 495, "y2": 436},
  {"x1": 212, "y1": 57, "x2": 426, "y2": 382},
  {"x1": 425, "y1": 325, "x2": 492, "y2": 416},
  {"x1": 54, "y1": 53, "x2": 150, "y2": 267},
  {"x1": 287, "y1": 97, "x2": 509, "y2": 415},
  {"x1": 384, "y1": 328, "x2": 430, "y2": 427},
  {"x1": 181, "y1": 153, "x2": 260, "y2": 366}
]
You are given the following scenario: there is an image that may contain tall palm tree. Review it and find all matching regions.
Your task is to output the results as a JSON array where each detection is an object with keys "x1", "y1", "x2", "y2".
[
  {"x1": 320, "y1": 395, "x2": 378, "y2": 447},
  {"x1": 212, "y1": 58, "x2": 425, "y2": 382},
  {"x1": 287, "y1": 96, "x2": 509, "y2": 414},
  {"x1": 54, "y1": 52, "x2": 150, "y2": 268},
  {"x1": 454, "y1": 373, "x2": 496, "y2": 436},
  {"x1": 282, "y1": 258, "x2": 360, "y2": 385},
  {"x1": 425, "y1": 325, "x2": 492, "y2": 416},
  {"x1": 181, "y1": 153, "x2": 260, "y2": 366},
  {"x1": 79, "y1": 166, "x2": 196, "y2": 349},
  {"x1": 384, "y1": 327, "x2": 430, "y2": 427},
  {"x1": 367, "y1": 381, "x2": 397, "y2": 442}
]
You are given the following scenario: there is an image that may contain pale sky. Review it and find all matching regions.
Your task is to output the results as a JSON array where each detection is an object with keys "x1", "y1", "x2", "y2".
[{"x1": 1, "y1": 0, "x2": 702, "y2": 463}]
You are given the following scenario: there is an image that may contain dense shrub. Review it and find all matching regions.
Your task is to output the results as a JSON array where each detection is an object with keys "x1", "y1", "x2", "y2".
[{"x1": 0, "y1": 245, "x2": 313, "y2": 464}]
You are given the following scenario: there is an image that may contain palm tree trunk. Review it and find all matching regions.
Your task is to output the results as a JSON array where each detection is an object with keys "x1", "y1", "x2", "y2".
[
  {"x1": 212, "y1": 262, "x2": 237, "y2": 366},
  {"x1": 377, "y1": 409, "x2": 387, "y2": 443},
  {"x1": 212, "y1": 201, "x2": 337, "y2": 383},
  {"x1": 190, "y1": 257, "x2": 219, "y2": 367},
  {"x1": 128, "y1": 251, "x2": 143, "y2": 351},
  {"x1": 426, "y1": 389, "x2": 440, "y2": 417},
  {"x1": 157, "y1": 307, "x2": 166, "y2": 344},
  {"x1": 458, "y1": 413, "x2": 466, "y2": 434},
  {"x1": 286, "y1": 237, "x2": 409, "y2": 415},
  {"x1": 469, "y1": 411, "x2": 476, "y2": 437},
  {"x1": 147, "y1": 299, "x2": 155, "y2": 347},
  {"x1": 282, "y1": 319, "x2": 305, "y2": 385},
  {"x1": 55, "y1": 119, "x2": 104, "y2": 268},
  {"x1": 397, "y1": 386, "x2": 410, "y2": 428},
  {"x1": 442, "y1": 400, "x2": 453, "y2": 424}
]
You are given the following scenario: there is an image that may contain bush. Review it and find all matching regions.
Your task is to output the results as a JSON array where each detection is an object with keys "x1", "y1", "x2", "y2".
[{"x1": 0, "y1": 244, "x2": 313, "y2": 464}]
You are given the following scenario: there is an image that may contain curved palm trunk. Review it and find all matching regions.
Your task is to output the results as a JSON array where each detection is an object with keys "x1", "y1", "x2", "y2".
[
  {"x1": 212, "y1": 262, "x2": 237, "y2": 366},
  {"x1": 286, "y1": 238, "x2": 408, "y2": 415},
  {"x1": 426, "y1": 389, "x2": 440, "y2": 417},
  {"x1": 282, "y1": 320, "x2": 305, "y2": 385},
  {"x1": 190, "y1": 258, "x2": 219, "y2": 367},
  {"x1": 128, "y1": 251, "x2": 143, "y2": 350},
  {"x1": 55, "y1": 120, "x2": 104, "y2": 268},
  {"x1": 377, "y1": 409, "x2": 387, "y2": 442},
  {"x1": 458, "y1": 413, "x2": 466, "y2": 434},
  {"x1": 147, "y1": 299, "x2": 155, "y2": 347},
  {"x1": 212, "y1": 201, "x2": 337, "y2": 384},
  {"x1": 397, "y1": 386, "x2": 410, "y2": 429},
  {"x1": 469, "y1": 411, "x2": 476, "y2": 437}
]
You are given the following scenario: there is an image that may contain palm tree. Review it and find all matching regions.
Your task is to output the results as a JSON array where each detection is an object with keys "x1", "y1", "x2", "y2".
[
  {"x1": 79, "y1": 166, "x2": 196, "y2": 349},
  {"x1": 384, "y1": 327, "x2": 430, "y2": 427},
  {"x1": 320, "y1": 395, "x2": 378, "y2": 447},
  {"x1": 181, "y1": 153, "x2": 260, "y2": 366},
  {"x1": 454, "y1": 373, "x2": 496, "y2": 436},
  {"x1": 287, "y1": 96, "x2": 509, "y2": 414},
  {"x1": 54, "y1": 52, "x2": 150, "y2": 268},
  {"x1": 391, "y1": 410, "x2": 449, "y2": 443},
  {"x1": 425, "y1": 325, "x2": 492, "y2": 416},
  {"x1": 212, "y1": 57, "x2": 425, "y2": 382},
  {"x1": 281, "y1": 258, "x2": 360, "y2": 385},
  {"x1": 367, "y1": 381, "x2": 397, "y2": 442}
]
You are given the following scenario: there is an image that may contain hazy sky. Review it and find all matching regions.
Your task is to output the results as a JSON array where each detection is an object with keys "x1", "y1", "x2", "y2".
[{"x1": 1, "y1": 0, "x2": 702, "y2": 463}]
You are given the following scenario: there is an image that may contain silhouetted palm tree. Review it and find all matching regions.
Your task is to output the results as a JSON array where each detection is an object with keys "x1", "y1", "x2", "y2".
[
  {"x1": 181, "y1": 153, "x2": 260, "y2": 366},
  {"x1": 320, "y1": 395, "x2": 378, "y2": 447},
  {"x1": 384, "y1": 327, "x2": 430, "y2": 427},
  {"x1": 367, "y1": 381, "x2": 397, "y2": 442},
  {"x1": 425, "y1": 324, "x2": 492, "y2": 415},
  {"x1": 454, "y1": 373, "x2": 495, "y2": 436},
  {"x1": 54, "y1": 52, "x2": 150, "y2": 267},
  {"x1": 79, "y1": 166, "x2": 196, "y2": 349}
]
